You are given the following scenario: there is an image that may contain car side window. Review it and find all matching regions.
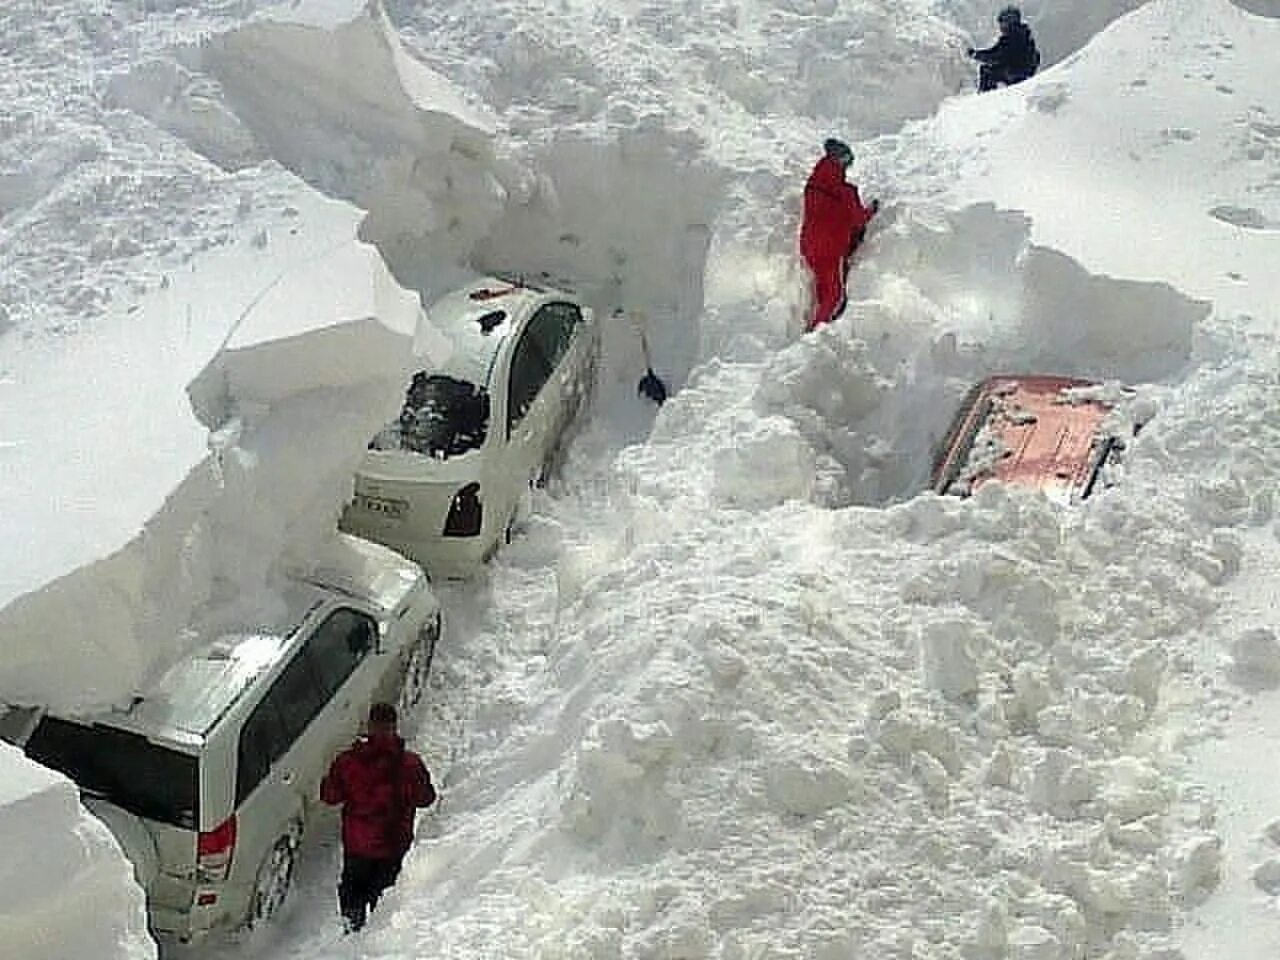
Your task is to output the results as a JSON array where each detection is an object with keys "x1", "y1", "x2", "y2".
[
  {"x1": 507, "y1": 324, "x2": 554, "y2": 434},
  {"x1": 237, "y1": 695, "x2": 289, "y2": 804},
  {"x1": 308, "y1": 608, "x2": 376, "y2": 697},
  {"x1": 507, "y1": 302, "x2": 582, "y2": 435},
  {"x1": 528, "y1": 302, "x2": 580, "y2": 370},
  {"x1": 234, "y1": 643, "x2": 330, "y2": 804}
]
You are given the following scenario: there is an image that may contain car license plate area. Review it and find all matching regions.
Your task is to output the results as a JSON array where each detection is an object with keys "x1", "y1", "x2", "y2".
[{"x1": 354, "y1": 493, "x2": 409, "y2": 520}]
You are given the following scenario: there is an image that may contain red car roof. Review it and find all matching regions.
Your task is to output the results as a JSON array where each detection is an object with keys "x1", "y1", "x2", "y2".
[{"x1": 932, "y1": 375, "x2": 1114, "y2": 502}]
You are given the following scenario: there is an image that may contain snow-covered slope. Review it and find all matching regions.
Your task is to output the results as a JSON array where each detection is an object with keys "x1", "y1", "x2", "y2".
[{"x1": 2, "y1": 0, "x2": 1279, "y2": 959}]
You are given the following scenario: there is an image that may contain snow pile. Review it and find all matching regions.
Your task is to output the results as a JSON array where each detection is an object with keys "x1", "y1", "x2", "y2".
[
  {"x1": 0, "y1": 231, "x2": 425, "y2": 714},
  {"x1": 4, "y1": 0, "x2": 1280, "y2": 958},
  {"x1": 202, "y1": 0, "x2": 504, "y2": 294},
  {"x1": 0, "y1": 2, "x2": 505, "y2": 714},
  {"x1": 0, "y1": 742, "x2": 155, "y2": 959}
]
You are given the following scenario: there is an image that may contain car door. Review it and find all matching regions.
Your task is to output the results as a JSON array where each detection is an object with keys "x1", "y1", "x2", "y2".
[
  {"x1": 503, "y1": 307, "x2": 560, "y2": 498},
  {"x1": 232, "y1": 609, "x2": 378, "y2": 891},
  {"x1": 558, "y1": 303, "x2": 592, "y2": 424},
  {"x1": 306, "y1": 606, "x2": 384, "y2": 756}
]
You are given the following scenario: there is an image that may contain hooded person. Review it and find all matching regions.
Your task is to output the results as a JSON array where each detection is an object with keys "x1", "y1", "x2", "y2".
[
  {"x1": 321, "y1": 702, "x2": 436, "y2": 932},
  {"x1": 799, "y1": 138, "x2": 879, "y2": 331},
  {"x1": 968, "y1": 6, "x2": 1040, "y2": 91}
]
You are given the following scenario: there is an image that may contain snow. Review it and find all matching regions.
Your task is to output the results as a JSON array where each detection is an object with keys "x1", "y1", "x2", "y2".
[
  {"x1": 1, "y1": 0, "x2": 1280, "y2": 959},
  {"x1": 0, "y1": 742, "x2": 155, "y2": 959}
]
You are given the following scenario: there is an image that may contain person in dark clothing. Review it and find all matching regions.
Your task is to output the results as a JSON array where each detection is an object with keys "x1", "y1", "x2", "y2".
[
  {"x1": 321, "y1": 702, "x2": 436, "y2": 932},
  {"x1": 968, "y1": 6, "x2": 1040, "y2": 91},
  {"x1": 799, "y1": 138, "x2": 879, "y2": 331}
]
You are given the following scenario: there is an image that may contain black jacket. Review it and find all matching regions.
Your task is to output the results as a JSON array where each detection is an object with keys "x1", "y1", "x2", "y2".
[{"x1": 972, "y1": 23, "x2": 1039, "y2": 77}]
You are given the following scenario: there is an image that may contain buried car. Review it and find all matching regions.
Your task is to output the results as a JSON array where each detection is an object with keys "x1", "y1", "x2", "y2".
[
  {"x1": 341, "y1": 276, "x2": 598, "y2": 577},
  {"x1": 2, "y1": 533, "x2": 441, "y2": 943},
  {"x1": 931, "y1": 374, "x2": 1127, "y2": 503}
]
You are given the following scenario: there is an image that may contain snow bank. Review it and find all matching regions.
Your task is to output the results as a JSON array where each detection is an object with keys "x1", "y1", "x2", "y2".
[
  {"x1": 905, "y1": 0, "x2": 1280, "y2": 324},
  {"x1": 0, "y1": 232, "x2": 425, "y2": 714},
  {"x1": 202, "y1": 0, "x2": 505, "y2": 293},
  {"x1": 0, "y1": 742, "x2": 155, "y2": 960}
]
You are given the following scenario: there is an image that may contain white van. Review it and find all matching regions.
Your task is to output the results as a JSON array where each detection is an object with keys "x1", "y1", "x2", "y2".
[{"x1": 7, "y1": 533, "x2": 441, "y2": 943}]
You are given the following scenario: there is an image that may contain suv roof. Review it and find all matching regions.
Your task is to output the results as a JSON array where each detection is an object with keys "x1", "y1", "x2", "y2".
[
  {"x1": 59, "y1": 535, "x2": 430, "y2": 748},
  {"x1": 86, "y1": 583, "x2": 325, "y2": 748}
]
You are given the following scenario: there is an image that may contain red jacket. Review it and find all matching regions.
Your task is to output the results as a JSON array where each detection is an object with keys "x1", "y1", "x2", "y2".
[
  {"x1": 321, "y1": 733, "x2": 436, "y2": 859},
  {"x1": 799, "y1": 155, "x2": 875, "y2": 265}
]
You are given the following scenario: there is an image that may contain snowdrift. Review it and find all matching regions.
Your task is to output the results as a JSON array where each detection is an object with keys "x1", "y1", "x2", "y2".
[{"x1": 0, "y1": 742, "x2": 155, "y2": 959}]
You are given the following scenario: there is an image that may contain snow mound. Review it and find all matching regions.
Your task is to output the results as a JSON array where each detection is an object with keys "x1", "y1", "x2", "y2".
[
  {"x1": 0, "y1": 742, "x2": 155, "y2": 960},
  {"x1": 0, "y1": 234, "x2": 423, "y2": 714},
  {"x1": 203, "y1": 0, "x2": 504, "y2": 290}
]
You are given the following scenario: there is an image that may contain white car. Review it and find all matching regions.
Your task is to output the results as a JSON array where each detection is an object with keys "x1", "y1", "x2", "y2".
[
  {"x1": 4, "y1": 533, "x2": 441, "y2": 943},
  {"x1": 341, "y1": 276, "x2": 598, "y2": 577}
]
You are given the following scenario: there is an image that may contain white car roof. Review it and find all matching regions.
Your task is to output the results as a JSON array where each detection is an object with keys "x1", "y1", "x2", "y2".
[{"x1": 423, "y1": 276, "x2": 570, "y2": 389}]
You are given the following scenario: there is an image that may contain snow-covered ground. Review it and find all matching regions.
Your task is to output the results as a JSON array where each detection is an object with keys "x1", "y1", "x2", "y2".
[{"x1": 2, "y1": 0, "x2": 1279, "y2": 958}]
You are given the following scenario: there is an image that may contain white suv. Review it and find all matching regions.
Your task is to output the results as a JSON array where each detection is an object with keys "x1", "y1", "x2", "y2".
[{"x1": 6, "y1": 533, "x2": 441, "y2": 943}]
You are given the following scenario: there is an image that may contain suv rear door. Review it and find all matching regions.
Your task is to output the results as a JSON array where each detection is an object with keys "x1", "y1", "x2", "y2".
[{"x1": 232, "y1": 605, "x2": 382, "y2": 898}]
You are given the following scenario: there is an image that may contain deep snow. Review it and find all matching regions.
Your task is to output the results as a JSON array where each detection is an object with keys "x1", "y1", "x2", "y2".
[{"x1": 2, "y1": 0, "x2": 1280, "y2": 959}]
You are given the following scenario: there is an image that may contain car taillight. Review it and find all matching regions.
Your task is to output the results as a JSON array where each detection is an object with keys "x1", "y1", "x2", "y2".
[
  {"x1": 443, "y1": 482, "x2": 482, "y2": 537},
  {"x1": 197, "y1": 814, "x2": 237, "y2": 885}
]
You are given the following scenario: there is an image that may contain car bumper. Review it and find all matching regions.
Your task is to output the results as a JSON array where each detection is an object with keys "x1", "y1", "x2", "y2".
[{"x1": 340, "y1": 512, "x2": 494, "y2": 579}]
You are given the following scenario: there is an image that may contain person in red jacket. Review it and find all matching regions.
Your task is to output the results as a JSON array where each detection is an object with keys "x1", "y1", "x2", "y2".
[
  {"x1": 321, "y1": 702, "x2": 436, "y2": 932},
  {"x1": 799, "y1": 138, "x2": 879, "y2": 331}
]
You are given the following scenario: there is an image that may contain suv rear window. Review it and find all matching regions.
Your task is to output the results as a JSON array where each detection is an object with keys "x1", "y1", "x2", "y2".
[
  {"x1": 25, "y1": 717, "x2": 199, "y2": 830},
  {"x1": 370, "y1": 373, "x2": 490, "y2": 458}
]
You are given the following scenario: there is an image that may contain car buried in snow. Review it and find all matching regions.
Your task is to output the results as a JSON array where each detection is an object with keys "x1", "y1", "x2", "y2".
[
  {"x1": 0, "y1": 533, "x2": 441, "y2": 943},
  {"x1": 930, "y1": 374, "x2": 1126, "y2": 503},
  {"x1": 340, "y1": 275, "x2": 598, "y2": 578}
]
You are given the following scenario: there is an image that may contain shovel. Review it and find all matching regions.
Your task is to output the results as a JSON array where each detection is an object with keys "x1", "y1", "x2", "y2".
[{"x1": 632, "y1": 312, "x2": 668, "y2": 406}]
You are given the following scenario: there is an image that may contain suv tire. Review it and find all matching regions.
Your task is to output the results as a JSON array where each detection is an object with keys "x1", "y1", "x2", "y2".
[
  {"x1": 398, "y1": 616, "x2": 439, "y2": 716},
  {"x1": 248, "y1": 826, "x2": 300, "y2": 927}
]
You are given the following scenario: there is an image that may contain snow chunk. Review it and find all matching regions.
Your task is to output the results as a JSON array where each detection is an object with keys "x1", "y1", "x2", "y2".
[
  {"x1": 711, "y1": 417, "x2": 816, "y2": 509},
  {"x1": 187, "y1": 238, "x2": 433, "y2": 424},
  {"x1": 0, "y1": 743, "x2": 155, "y2": 959},
  {"x1": 917, "y1": 618, "x2": 980, "y2": 700},
  {"x1": 1228, "y1": 627, "x2": 1280, "y2": 689},
  {"x1": 1252, "y1": 857, "x2": 1280, "y2": 895},
  {"x1": 766, "y1": 748, "x2": 858, "y2": 817},
  {"x1": 205, "y1": 0, "x2": 503, "y2": 281}
]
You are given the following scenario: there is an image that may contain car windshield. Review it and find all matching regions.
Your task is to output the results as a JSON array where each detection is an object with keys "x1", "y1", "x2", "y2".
[
  {"x1": 371, "y1": 373, "x2": 489, "y2": 459},
  {"x1": 25, "y1": 716, "x2": 199, "y2": 830}
]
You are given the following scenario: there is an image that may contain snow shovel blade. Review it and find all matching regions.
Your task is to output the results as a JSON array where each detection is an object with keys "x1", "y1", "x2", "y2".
[{"x1": 638, "y1": 367, "x2": 667, "y2": 405}]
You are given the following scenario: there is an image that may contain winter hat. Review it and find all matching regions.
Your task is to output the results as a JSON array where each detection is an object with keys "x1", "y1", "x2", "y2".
[{"x1": 823, "y1": 138, "x2": 853, "y2": 165}]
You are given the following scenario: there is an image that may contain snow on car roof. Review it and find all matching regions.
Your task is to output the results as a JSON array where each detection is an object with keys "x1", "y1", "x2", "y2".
[
  {"x1": 421, "y1": 277, "x2": 562, "y2": 389},
  {"x1": 934, "y1": 375, "x2": 1113, "y2": 503},
  {"x1": 88, "y1": 583, "x2": 325, "y2": 743},
  {"x1": 289, "y1": 531, "x2": 429, "y2": 614}
]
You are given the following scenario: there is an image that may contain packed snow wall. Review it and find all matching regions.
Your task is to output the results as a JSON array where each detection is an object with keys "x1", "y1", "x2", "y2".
[{"x1": 0, "y1": 742, "x2": 156, "y2": 959}]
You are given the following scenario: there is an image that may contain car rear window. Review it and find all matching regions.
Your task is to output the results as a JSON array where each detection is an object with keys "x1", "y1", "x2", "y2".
[
  {"x1": 371, "y1": 373, "x2": 490, "y2": 458},
  {"x1": 25, "y1": 716, "x2": 198, "y2": 830}
]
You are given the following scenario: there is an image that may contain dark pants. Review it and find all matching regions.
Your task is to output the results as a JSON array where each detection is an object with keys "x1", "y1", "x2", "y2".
[
  {"x1": 338, "y1": 854, "x2": 403, "y2": 931},
  {"x1": 979, "y1": 64, "x2": 1031, "y2": 91}
]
